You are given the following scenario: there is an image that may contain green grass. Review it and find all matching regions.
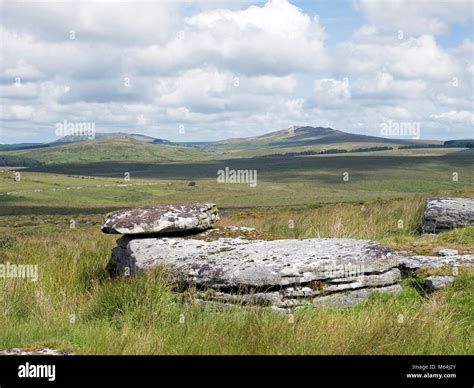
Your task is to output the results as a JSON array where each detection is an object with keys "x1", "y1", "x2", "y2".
[
  {"x1": 1, "y1": 149, "x2": 472, "y2": 214},
  {"x1": 0, "y1": 198, "x2": 473, "y2": 355},
  {"x1": 219, "y1": 199, "x2": 474, "y2": 254},
  {"x1": 0, "y1": 222, "x2": 472, "y2": 354},
  {"x1": 0, "y1": 147, "x2": 473, "y2": 354}
]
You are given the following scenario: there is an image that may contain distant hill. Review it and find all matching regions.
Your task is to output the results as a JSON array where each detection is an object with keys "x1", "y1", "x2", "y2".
[
  {"x1": 192, "y1": 126, "x2": 441, "y2": 155},
  {"x1": 0, "y1": 127, "x2": 469, "y2": 165},
  {"x1": 2, "y1": 137, "x2": 203, "y2": 165},
  {"x1": 52, "y1": 132, "x2": 170, "y2": 145},
  {"x1": 444, "y1": 139, "x2": 474, "y2": 148},
  {"x1": 227, "y1": 126, "x2": 438, "y2": 147},
  {"x1": 0, "y1": 143, "x2": 50, "y2": 151}
]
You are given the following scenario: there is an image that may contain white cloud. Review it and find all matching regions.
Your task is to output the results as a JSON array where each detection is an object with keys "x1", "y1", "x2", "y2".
[
  {"x1": 352, "y1": 72, "x2": 426, "y2": 100},
  {"x1": 431, "y1": 110, "x2": 474, "y2": 124},
  {"x1": 314, "y1": 78, "x2": 351, "y2": 108},
  {"x1": 0, "y1": 0, "x2": 182, "y2": 45},
  {"x1": 335, "y1": 35, "x2": 457, "y2": 81},
  {"x1": 0, "y1": 0, "x2": 472, "y2": 142},
  {"x1": 355, "y1": 0, "x2": 473, "y2": 35},
  {"x1": 153, "y1": 67, "x2": 296, "y2": 113},
  {"x1": 0, "y1": 82, "x2": 40, "y2": 100},
  {"x1": 436, "y1": 94, "x2": 473, "y2": 110},
  {"x1": 2, "y1": 104, "x2": 35, "y2": 121},
  {"x1": 129, "y1": 0, "x2": 328, "y2": 76}
]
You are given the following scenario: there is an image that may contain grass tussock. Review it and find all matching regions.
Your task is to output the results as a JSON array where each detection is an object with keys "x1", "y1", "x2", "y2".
[
  {"x1": 220, "y1": 198, "x2": 474, "y2": 254},
  {"x1": 0, "y1": 215, "x2": 472, "y2": 355}
]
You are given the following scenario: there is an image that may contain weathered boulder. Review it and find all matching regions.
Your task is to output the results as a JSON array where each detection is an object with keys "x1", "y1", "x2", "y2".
[
  {"x1": 112, "y1": 237, "x2": 398, "y2": 285},
  {"x1": 101, "y1": 203, "x2": 219, "y2": 235},
  {"x1": 110, "y1": 237, "x2": 401, "y2": 308},
  {"x1": 437, "y1": 248, "x2": 459, "y2": 256},
  {"x1": 425, "y1": 276, "x2": 454, "y2": 291},
  {"x1": 192, "y1": 284, "x2": 402, "y2": 309},
  {"x1": 311, "y1": 284, "x2": 402, "y2": 308},
  {"x1": 101, "y1": 198, "x2": 471, "y2": 309},
  {"x1": 398, "y1": 254, "x2": 474, "y2": 272},
  {"x1": 422, "y1": 197, "x2": 474, "y2": 233}
]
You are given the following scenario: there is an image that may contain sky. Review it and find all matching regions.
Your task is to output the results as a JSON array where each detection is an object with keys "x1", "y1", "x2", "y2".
[{"x1": 0, "y1": 0, "x2": 473, "y2": 143}]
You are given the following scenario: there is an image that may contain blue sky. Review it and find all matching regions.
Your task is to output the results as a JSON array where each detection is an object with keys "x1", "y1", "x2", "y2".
[
  {"x1": 0, "y1": 0, "x2": 473, "y2": 143},
  {"x1": 294, "y1": 0, "x2": 363, "y2": 44}
]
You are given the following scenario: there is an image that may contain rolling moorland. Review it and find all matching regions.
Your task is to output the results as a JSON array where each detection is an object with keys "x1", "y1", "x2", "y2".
[{"x1": 0, "y1": 126, "x2": 473, "y2": 354}]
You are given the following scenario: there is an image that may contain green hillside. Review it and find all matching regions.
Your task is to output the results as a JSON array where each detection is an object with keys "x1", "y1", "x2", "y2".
[
  {"x1": 0, "y1": 127, "x2": 452, "y2": 165},
  {"x1": 2, "y1": 137, "x2": 207, "y2": 165},
  {"x1": 51, "y1": 132, "x2": 168, "y2": 145},
  {"x1": 192, "y1": 126, "x2": 440, "y2": 156}
]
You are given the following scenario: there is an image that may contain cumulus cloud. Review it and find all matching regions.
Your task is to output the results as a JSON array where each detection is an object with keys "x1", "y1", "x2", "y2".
[
  {"x1": 0, "y1": 0, "x2": 472, "y2": 142},
  {"x1": 128, "y1": 0, "x2": 328, "y2": 76},
  {"x1": 334, "y1": 35, "x2": 457, "y2": 81},
  {"x1": 314, "y1": 78, "x2": 351, "y2": 108},
  {"x1": 0, "y1": 0, "x2": 182, "y2": 45},
  {"x1": 154, "y1": 68, "x2": 297, "y2": 113},
  {"x1": 354, "y1": 0, "x2": 473, "y2": 35},
  {"x1": 356, "y1": 74, "x2": 426, "y2": 101},
  {"x1": 431, "y1": 110, "x2": 474, "y2": 124}
]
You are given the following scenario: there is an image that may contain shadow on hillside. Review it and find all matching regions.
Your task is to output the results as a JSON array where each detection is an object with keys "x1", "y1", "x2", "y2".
[
  {"x1": 0, "y1": 206, "x2": 120, "y2": 217},
  {"x1": 27, "y1": 149, "x2": 474, "y2": 180}
]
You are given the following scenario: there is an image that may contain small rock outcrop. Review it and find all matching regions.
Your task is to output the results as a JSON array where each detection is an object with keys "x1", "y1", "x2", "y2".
[
  {"x1": 398, "y1": 254, "x2": 474, "y2": 272},
  {"x1": 105, "y1": 203, "x2": 472, "y2": 310},
  {"x1": 422, "y1": 197, "x2": 474, "y2": 233},
  {"x1": 425, "y1": 276, "x2": 455, "y2": 291},
  {"x1": 0, "y1": 348, "x2": 74, "y2": 356},
  {"x1": 437, "y1": 248, "x2": 459, "y2": 256},
  {"x1": 101, "y1": 203, "x2": 219, "y2": 234},
  {"x1": 112, "y1": 237, "x2": 399, "y2": 285},
  {"x1": 105, "y1": 203, "x2": 402, "y2": 309}
]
